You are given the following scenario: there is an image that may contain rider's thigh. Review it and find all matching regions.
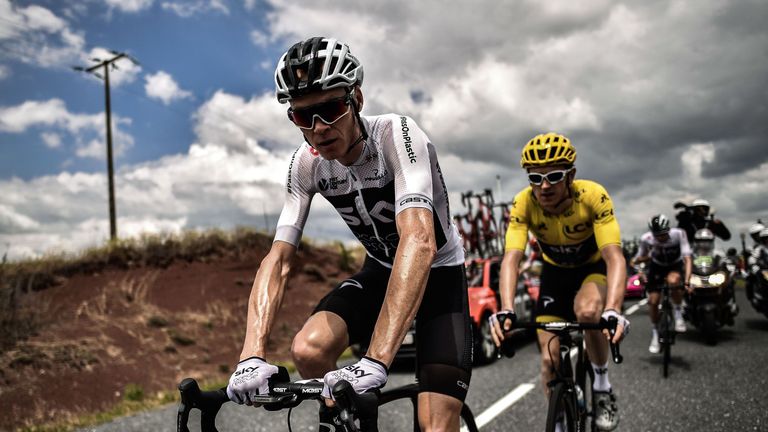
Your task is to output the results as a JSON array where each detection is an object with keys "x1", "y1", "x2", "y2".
[
  {"x1": 417, "y1": 392, "x2": 463, "y2": 432},
  {"x1": 573, "y1": 280, "x2": 607, "y2": 322},
  {"x1": 292, "y1": 312, "x2": 349, "y2": 371}
]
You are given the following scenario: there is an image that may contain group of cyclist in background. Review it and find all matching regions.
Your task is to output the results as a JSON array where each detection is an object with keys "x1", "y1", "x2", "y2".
[{"x1": 215, "y1": 36, "x2": 765, "y2": 432}]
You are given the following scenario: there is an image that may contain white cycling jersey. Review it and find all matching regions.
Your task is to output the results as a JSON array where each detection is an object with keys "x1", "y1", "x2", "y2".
[
  {"x1": 635, "y1": 228, "x2": 692, "y2": 266},
  {"x1": 274, "y1": 114, "x2": 465, "y2": 268}
]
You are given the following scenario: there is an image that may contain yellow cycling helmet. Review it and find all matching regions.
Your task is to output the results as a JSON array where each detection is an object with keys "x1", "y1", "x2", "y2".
[{"x1": 520, "y1": 132, "x2": 577, "y2": 168}]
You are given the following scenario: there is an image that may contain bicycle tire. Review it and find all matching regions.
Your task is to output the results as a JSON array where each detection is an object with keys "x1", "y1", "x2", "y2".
[
  {"x1": 377, "y1": 384, "x2": 479, "y2": 432},
  {"x1": 575, "y1": 344, "x2": 595, "y2": 432},
  {"x1": 659, "y1": 308, "x2": 673, "y2": 378},
  {"x1": 546, "y1": 382, "x2": 578, "y2": 432}
]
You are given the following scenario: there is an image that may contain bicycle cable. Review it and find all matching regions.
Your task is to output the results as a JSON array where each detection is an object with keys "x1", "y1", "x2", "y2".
[{"x1": 287, "y1": 406, "x2": 294, "y2": 432}]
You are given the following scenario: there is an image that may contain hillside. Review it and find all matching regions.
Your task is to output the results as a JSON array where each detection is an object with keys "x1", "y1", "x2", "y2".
[{"x1": 0, "y1": 232, "x2": 358, "y2": 431}]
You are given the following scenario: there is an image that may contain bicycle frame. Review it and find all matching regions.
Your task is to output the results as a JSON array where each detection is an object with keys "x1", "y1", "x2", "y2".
[
  {"x1": 657, "y1": 283, "x2": 676, "y2": 378},
  {"x1": 498, "y1": 317, "x2": 623, "y2": 432}
]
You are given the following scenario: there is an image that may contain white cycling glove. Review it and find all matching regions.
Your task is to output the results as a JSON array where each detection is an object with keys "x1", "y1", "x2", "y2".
[
  {"x1": 321, "y1": 357, "x2": 388, "y2": 400},
  {"x1": 226, "y1": 356, "x2": 279, "y2": 404},
  {"x1": 601, "y1": 309, "x2": 630, "y2": 337}
]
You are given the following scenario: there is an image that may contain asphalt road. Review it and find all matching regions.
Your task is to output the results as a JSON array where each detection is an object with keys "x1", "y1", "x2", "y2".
[{"x1": 80, "y1": 287, "x2": 768, "y2": 432}]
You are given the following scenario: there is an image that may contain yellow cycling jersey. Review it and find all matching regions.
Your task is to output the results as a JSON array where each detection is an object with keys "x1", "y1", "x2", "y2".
[{"x1": 504, "y1": 179, "x2": 621, "y2": 268}]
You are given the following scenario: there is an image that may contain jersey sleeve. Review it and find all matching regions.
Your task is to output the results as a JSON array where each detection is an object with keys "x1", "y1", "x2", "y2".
[
  {"x1": 635, "y1": 234, "x2": 650, "y2": 259},
  {"x1": 385, "y1": 115, "x2": 434, "y2": 214},
  {"x1": 273, "y1": 146, "x2": 315, "y2": 246},
  {"x1": 678, "y1": 229, "x2": 692, "y2": 257},
  {"x1": 588, "y1": 182, "x2": 622, "y2": 249},
  {"x1": 504, "y1": 188, "x2": 531, "y2": 252}
]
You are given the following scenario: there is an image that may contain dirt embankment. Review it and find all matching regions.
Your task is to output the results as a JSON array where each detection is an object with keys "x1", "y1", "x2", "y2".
[{"x1": 0, "y1": 243, "x2": 355, "y2": 431}]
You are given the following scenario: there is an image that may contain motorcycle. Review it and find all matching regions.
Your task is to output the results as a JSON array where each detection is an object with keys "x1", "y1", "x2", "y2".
[
  {"x1": 746, "y1": 265, "x2": 768, "y2": 319},
  {"x1": 684, "y1": 253, "x2": 737, "y2": 345}
]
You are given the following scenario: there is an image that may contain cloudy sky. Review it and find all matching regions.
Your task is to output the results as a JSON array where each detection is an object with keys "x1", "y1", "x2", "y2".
[{"x1": 1, "y1": 0, "x2": 767, "y2": 260}]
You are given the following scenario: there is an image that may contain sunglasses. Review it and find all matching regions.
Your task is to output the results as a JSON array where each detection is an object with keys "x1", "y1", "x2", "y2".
[
  {"x1": 527, "y1": 168, "x2": 574, "y2": 186},
  {"x1": 287, "y1": 96, "x2": 352, "y2": 129}
]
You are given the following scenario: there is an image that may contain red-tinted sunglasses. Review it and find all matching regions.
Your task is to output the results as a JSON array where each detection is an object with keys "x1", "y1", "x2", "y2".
[{"x1": 287, "y1": 96, "x2": 352, "y2": 129}]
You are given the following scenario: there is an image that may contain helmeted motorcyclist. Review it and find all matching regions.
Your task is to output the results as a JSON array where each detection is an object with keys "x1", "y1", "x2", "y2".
[{"x1": 691, "y1": 228, "x2": 737, "y2": 315}]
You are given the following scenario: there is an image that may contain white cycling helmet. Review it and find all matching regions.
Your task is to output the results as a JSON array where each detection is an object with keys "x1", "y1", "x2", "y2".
[
  {"x1": 749, "y1": 223, "x2": 765, "y2": 236},
  {"x1": 691, "y1": 198, "x2": 710, "y2": 207},
  {"x1": 760, "y1": 228, "x2": 768, "y2": 239},
  {"x1": 274, "y1": 37, "x2": 364, "y2": 104}
]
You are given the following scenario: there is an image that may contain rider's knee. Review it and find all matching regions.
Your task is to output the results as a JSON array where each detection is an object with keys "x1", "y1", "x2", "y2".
[
  {"x1": 667, "y1": 272, "x2": 681, "y2": 286},
  {"x1": 291, "y1": 331, "x2": 328, "y2": 366},
  {"x1": 576, "y1": 303, "x2": 602, "y2": 323}
]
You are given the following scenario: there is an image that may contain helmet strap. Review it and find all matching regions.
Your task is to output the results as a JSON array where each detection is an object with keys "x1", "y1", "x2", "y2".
[{"x1": 346, "y1": 87, "x2": 368, "y2": 155}]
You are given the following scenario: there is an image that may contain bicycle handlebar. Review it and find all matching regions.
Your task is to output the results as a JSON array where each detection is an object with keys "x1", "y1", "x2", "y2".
[
  {"x1": 177, "y1": 366, "x2": 380, "y2": 432},
  {"x1": 497, "y1": 315, "x2": 623, "y2": 364}
]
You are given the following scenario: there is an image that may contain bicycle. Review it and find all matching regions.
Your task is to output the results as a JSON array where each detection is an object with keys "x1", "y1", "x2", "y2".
[
  {"x1": 177, "y1": 366, "x2": 479, "y2": 432},
  {"x1": 461, "y1": 189, "x2": 501, "y2": 258},
  {"x1": 498, "y1": 314, "x2": 623, "y2": 432},
  {"x1": 657, "y1": 282, "x2": 676, "y2": 378},
  {"x1": 492, "y1": 200, "x2": 513, "y2": 251}
]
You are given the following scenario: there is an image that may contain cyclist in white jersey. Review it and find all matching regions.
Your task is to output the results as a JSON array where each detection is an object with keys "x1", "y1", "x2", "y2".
[
  {"x1": 225, "y1": 37, "x2": 472, "y2": 432},
  {"x1": 631, "y1": 214, "x2": 692, "y2": 353}
]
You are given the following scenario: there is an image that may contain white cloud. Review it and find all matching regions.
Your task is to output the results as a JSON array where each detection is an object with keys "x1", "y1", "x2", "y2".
[
  {"x1": 0, "y1": 64, "x2": 9, "y2": 79},
  {"x1": 0, "y1": 0, "x2": 86, "y2": 68},
  {"x1": 144, "y1": 71, "x2": 193, "y2": 105},
  {"x1": 0, "y1": 122, "x2": 298, "y2": 259},
  {"x1": 250, "y1": 30, "x2": 269, "y2": 47},
  {"x1": 161, "y1": 0, "x2": 229, "y2": 17},
  {"x1": 192, "y1": 90, "x2": 298, "y2": 154},
  {"x1": 78, "y1": 47, "x2": 142, "y2": 87},
  {"x1": 0, "y1": 98, "x2": 134, "y2": 159},
  {"x1": 104, "y1": 0, "x2": 154, "y2": 13},
  {"x1": 41, "y1": 132, "x2": 61, "y2": 148},
  {"x1": 682, "y1": 143, "x2": 716, "y2": 181}
]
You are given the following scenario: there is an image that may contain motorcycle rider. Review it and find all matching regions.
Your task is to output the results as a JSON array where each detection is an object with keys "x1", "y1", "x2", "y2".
[
  {"x1": 691, "y1": 229, "x2": 738, "y2": 316},
  {"x1": 675, "y1": 198, "x2": 731, "y2": 242},
  {"x1": 747, "y1": 229, "x2": 768, "y2": 283},
  {"x1": 631, "y1": 215, "x2": 692, "y2": 353},
  {"x1": 745, "y1": 223, "x2": 767, "y2": 304},
  {"x1": 748, "y1": 222, "x2": 765, "y2": 248}
]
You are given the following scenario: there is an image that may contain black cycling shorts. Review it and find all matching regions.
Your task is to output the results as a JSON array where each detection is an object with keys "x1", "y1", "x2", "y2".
[
  {"x1": 536, "y1": 259, "x2": 607, "y2": 322},
  {"x1": 645, "y1": 261, "x2": 684, "y2": 293},
  {"x1": 312, "y1": 256, "x2": 473, "y2": 401}
]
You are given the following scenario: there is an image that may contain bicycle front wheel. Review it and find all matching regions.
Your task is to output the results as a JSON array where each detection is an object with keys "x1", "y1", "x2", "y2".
[
  {"x1": 659, "y1": 309, "x2": 673, "y2": 378},
  {"x1": 546, "y1": 382, "x2": 578, "y2": 432}
]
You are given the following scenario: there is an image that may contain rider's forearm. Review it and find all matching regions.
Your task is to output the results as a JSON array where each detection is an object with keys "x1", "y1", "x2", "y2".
[
  {"x1": 684, "y1": 256, "x2": 692, "y2": 283},
  {"x1": 239, "y1": 244, "x2": 294, "y2": 361},
  {"x1": 602, "y1": 245, "x2": 627, "y2": 312},
  {"x1": 500, "y1": 250, "x2": 523, "y2": 311},
  {"x1": 366, "y1": 233, "x2": 436, "y2": 367}
]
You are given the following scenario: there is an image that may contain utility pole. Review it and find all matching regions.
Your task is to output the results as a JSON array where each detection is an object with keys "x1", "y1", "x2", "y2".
[{"x1": 73, "y1": 51, "x2": 139, "y2": 242}]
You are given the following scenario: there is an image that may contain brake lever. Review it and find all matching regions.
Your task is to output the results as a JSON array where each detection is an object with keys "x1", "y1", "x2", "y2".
[{"x1": 605, "y1": 317, "x2": 624, "y2": 364}]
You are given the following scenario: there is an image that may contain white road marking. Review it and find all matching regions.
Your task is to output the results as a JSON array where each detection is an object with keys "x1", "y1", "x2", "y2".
[
  {"x1": 625, "y1": 298, "x2": 648, "y2": 316},
  {"x1": 467, "y1": 298, "x2": 648, "y2": 430}
]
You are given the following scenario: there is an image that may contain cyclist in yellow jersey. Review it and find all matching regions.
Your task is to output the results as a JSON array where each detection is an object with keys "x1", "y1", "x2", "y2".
[{"x1": 489, "y1": 132, "x2": 629, "y2": 431}]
